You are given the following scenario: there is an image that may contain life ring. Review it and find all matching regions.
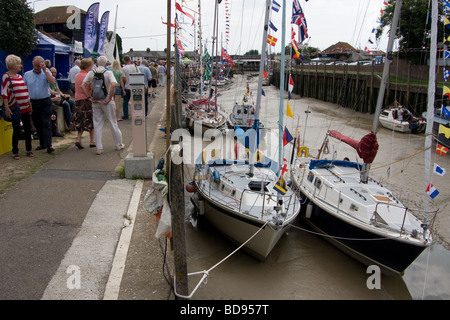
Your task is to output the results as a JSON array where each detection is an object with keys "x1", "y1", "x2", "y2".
[{"x1": 298, "y1": 146, "x2": 309, "y2": 158}]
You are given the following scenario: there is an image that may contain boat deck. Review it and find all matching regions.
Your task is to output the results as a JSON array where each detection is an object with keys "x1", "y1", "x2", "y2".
[
  {"x1": 195, "y1": 162, "x2": 299, "y2": 224},
  {"x1": 293, "y1": 158, "x2": 427, "y2": 236}
]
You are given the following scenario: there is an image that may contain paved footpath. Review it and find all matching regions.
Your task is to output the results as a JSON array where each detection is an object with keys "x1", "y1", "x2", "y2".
[{"x1": 0, "y1": 88, "x2": 171, "y2": 300}]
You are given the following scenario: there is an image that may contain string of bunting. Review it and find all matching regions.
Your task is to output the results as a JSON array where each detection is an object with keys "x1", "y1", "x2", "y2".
[{"x1": 429, "y1": 0, "x2": 450, "y2": 199}]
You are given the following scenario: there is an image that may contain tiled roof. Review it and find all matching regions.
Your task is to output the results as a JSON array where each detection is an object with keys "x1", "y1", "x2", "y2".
[{"x1": 35, "y1": 6, "x2": 86, "y2": 25}]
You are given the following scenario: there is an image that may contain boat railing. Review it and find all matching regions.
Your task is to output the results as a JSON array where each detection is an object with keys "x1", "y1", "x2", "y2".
[
  {"x1": 238, "y1": 188, "x2": 298, "y2": 220},
  {"x1": 306, "y1": 179, "x2": 435, "y2": 241},
  {"x1": 372, "y1": 202, "x2": 437, "y2": 240}
]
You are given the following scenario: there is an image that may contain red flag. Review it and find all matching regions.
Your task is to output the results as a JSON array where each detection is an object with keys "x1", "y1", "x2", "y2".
[
  {"x1": 177, "y1": 39, "x2": 185, "y2": 55},
  {"x1": 221, "y1": 47, "x2": 235, "y2": 68},
  {"x1": 161, "y1": 17, "x2": 176, "y2": 28},
  {"x1": 288, "y1": 74, "x2": 294, "y2": 92},
  {"x1": 263, "y1": 70, "x2": 268, "y2": 79},
  {"x1": 436, "y1": 143, "x2": 449, "y2": 156},
  {"x1": 176, "y1": 2, "x2": 195, "y2": 25},
  {"x1": 267, "y1": 35, "x2": 278, "y2": 46}
]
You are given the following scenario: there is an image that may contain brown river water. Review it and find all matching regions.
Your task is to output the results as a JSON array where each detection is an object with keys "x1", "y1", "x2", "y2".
[{"x1": 179, "y1": 74, "x2": 450, "y2": 300}]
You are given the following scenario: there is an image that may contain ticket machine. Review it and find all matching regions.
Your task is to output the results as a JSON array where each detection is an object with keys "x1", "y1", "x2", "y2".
[
  {"x1": 129, "y1": 73, "x2": 147, "y2": 157},
  {"x1": 124, "y1": 72, "x2": 154, "y2": 179}
]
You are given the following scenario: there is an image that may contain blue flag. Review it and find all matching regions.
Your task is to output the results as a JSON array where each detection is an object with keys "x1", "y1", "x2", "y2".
[
  {"x1": 443, "y1": 106, "x2": 450, "y2": 120},
  {"x1": 97, "y1": 11, "x2": 110, "y2": 54},
  {"x1": 84, "y1": 2, "x2": 100, "y2": 53},
  {"x1": 272, "y1": 0, "x2": 280, "y2": 12},
  {"x1": 269, "y1": 21, "x2": 278, "y2": 32},
  {"x1": 433, "y1": 163, "x2": 446, "y2": 176},
  {"x1": 283, "y1": 126, "x2": 293, "y2": 146}
]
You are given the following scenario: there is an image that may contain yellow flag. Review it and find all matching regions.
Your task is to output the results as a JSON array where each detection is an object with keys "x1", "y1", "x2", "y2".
[
  {"x1": 287, "y1": 100, "x2": 294, "y2": 118},
  {"x1": 439, "y1": 125, "x2": 450, "y2": 149},
  {"x1": 445, "y1": 86, "x2": 450, "y2": 98}
]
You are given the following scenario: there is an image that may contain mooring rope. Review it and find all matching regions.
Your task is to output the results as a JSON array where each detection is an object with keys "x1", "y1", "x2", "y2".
[{"x1": 174, "y1": 221, "x2": 269, "y2": 299}]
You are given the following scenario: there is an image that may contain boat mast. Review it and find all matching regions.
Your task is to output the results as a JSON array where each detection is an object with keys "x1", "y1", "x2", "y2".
[
  {"x1": 278, "y1": 0, "x2": 286, "y2": 172},
  {"x1": 210, "y1": 0, "x2": 219, "y2": 111},
  {"x1": 372, "y1": 0, "x2": 403, "y2": 134},
  {"x1": 249, "y1": 0, "x2": 271, "y2": 177},
  {"x1": 423, "y1": 0, "x2": 438, "y2": 231},
  {"x1": 198, "y1": 0, "x2": 203, "y2": 94}
]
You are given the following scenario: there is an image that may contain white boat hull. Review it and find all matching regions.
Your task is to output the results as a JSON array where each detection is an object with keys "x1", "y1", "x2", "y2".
[
  {"x1": 201, "y1": 199, "x2": 289, "y2": 260},
  {"x1": 193, "y1": 161, "x2": 301, "y2": 260},
  {"x1": 379, "y1": 107, "x2": 426, "y2": 133},
  {"x1": 290, "y1": 157, "x2": 432, "y2": 274}
]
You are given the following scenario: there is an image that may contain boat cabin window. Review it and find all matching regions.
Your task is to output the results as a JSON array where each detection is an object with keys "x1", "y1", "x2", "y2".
[
  {"x1": 307, "y1": 172, "x2": 314, "y2": 183},
  {"x1": 381, "y1": 111, "x2": 389, "y2": 117},
  {"x1": 314, "y1": 178, "x2": 323, "y2": 190}
]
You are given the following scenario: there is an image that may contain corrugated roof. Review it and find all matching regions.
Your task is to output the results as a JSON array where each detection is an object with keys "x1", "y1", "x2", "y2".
[{"x1": 35, "y1": 6, "x2": 86, "y2": 25}]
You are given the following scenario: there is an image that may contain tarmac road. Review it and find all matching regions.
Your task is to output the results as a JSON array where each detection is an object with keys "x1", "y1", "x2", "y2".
[{"x1": 0, "y1": 87, "x2": 171, "y2": 300}]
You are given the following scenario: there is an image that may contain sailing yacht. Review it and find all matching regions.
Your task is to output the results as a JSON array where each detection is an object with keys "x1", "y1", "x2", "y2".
[
  {"x1": 190, "y1": 0, "x2": 300, "y2": 260},
  {"x1": 289, "y1": 0, "x2": 434, "y2": 275}
]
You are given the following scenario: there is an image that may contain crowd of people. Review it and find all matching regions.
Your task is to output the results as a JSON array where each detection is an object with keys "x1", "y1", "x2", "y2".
[{"x1": 1, "y1": 54, "x2": 168, "y2": 160}]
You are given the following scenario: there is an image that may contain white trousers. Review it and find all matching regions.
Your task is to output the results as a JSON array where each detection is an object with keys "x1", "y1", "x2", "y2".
[{"x1": 92, "y1": 101, "x2": 123, "y2": 151}]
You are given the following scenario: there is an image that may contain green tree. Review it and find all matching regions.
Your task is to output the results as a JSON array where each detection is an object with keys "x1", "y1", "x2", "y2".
[
  {"x1": 375, "y1": 0, "x2": 443, "y2": 65},
  {"x1": 0, "y1": 0, "x2": 38, "y2": 57},
  {"x1": 244, "y1": 49, "x2": 259, "y2": 56}
]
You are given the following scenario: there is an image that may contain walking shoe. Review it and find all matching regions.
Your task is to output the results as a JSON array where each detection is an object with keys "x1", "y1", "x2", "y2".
[
  {"x1": 115, "y1": 144, "x2": 125, "y2": 151},
  {"x1": 53, "y1": 131, "x2": 64, "y2": 137},
  {"x1": 47, "y1": 147, "x2": 55, "y2": 154},
  {"x1": 96, "y1": 149, "x2": 103, "y2": 155}
]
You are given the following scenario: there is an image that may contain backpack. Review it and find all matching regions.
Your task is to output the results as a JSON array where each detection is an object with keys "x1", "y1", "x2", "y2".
[{"x1": 91, "y1": 69, "x2": 108, "y2": 100}]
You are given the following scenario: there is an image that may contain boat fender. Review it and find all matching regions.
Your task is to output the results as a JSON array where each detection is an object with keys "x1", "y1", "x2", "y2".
[
  {"x1": 256, "y1": 150, "x2": 264, "y2": 162},
  {"x1": 305, "y1": 203, "x2": 313, "y2": 219},
  {"x1": 213, "y1": 170, "x2": 221, "y2": 183},
  {"x1": 298, "y1": 146, "x2": 309, "y2": 158},
  {"x1": 186, "y1": 182, "x2": 196, "y2": 193},
  {"x1": 202, "y1": 149, "x2": 207, "y2": 163}
]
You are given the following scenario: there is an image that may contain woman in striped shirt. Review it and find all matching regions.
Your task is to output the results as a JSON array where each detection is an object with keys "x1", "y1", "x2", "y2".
[{"x1": 1, "y1": 54, "x2": 33, "y2": 160}]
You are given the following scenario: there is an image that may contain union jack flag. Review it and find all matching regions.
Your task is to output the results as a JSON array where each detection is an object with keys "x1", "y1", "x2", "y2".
[{"x1": 292, "y1": 0, "x2": 308, "y2": 43}]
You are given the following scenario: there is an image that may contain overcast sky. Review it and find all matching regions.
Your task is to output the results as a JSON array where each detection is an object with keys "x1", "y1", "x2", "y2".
[{"x1": 32, "y1": 0, "x2": 391, "y2": 55}]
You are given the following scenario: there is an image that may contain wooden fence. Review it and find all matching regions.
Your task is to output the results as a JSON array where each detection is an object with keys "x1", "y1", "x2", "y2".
[{"x1": 271, "y1": 61, "x2": 442, "y2": 116}]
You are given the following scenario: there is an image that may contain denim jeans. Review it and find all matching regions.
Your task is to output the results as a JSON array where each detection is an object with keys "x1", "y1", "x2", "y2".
[
  {"x1": 122, "y1": 89, "x2": 131, "y2": 119},
  {"x1": 12, "y1": 111, "x2": 32, "y2": 154},
  {"x1": 61, "y1": 99, "x2": 74, "y2": 127},
  {"x1": 30, "y1": 97, "x2": 53, "y2": 148}
]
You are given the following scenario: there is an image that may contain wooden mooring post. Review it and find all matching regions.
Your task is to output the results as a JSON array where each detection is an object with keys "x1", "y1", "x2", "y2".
[{"x1": 165, "y1": 0, "x2": 188, "y2": 299}]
